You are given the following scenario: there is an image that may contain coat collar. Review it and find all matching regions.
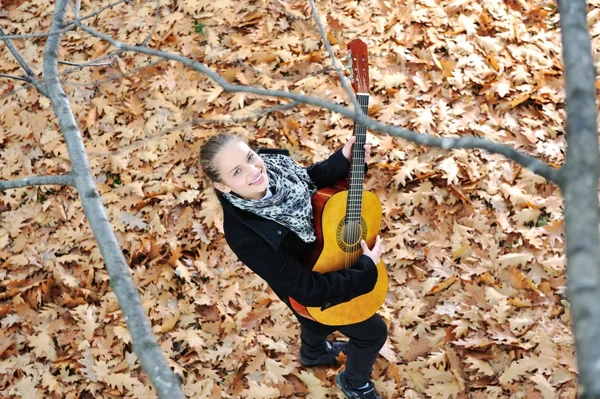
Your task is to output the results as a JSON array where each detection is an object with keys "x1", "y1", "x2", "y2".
[{"x1": 216, "y1": 191, "x2": 290, "y2": 250}]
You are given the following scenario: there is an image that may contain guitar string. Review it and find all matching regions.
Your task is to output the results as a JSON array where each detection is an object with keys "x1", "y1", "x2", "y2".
[{"x1": 346, "y1": 94, "x2": 369, "y2": 268}]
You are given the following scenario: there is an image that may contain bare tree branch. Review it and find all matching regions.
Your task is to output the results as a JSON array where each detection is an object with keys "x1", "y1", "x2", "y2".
[
  {"x1": 0, "y1": 173, "x2": 74, "y2": 191},
  {"x1": 90, "y1": 101, "x2": 300, "y2": 158},
  {"x1": 308, "y1": 0, "x2": 361, "y2": 114},
  {"x1": 236, "y1": 59, "x2": 334, "y2": 81},
  {"x1": 556, "y1": 1, "x2": 600, "y2": 398},
  {"x1": 141, "y1": 0, "x2": 160, "y2": 46},
  {"x1": 74, "y1": 0, "x2": 82, "y2": 19},
  {"x1": 0, "y1": 27, "x2": 74, "y2": 40},
  {"x1": 0, "y1": 73, "x2": 29, "y2": 82},
  {"x1": 58, "y1": 58, "x2": 115, "y2": 67},
  {"x1": 64, "y1": 0, "x2": 130, "y2": 28},
  {"x1": 0, "y1": 26, "x2": 49, "y2": 96},
  {"x1": 76, "y1": 21, "x2": 561, "y2": 184},
  {"x1": 43, "y1": 1, "x2": 184, "y2": 398},
  {"x1": 0, "y1": 26, "x2": 37, "y2": 77},
  {"x1": 63, "y1": 58, "x2": 164, "y2": 87},
  {"x1": 0, "y1": 50, "x2": 126, "y2": 101}
]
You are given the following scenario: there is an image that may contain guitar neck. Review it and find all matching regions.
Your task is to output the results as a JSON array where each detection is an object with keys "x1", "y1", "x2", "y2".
[{"x1": 346, "y1": 94, "x2": 369, "y2": 222}]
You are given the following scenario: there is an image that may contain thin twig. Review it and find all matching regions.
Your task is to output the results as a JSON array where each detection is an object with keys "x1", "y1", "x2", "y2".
[
  {"x1": 0, "y1": 27, "x2": 74, "y2": 40},
  {"x1": 141, "y1": 0, "x2": 160, "y2": 46},
  {"x1": 0, "y1": 173, "x2": 74, "y2": 191},
  {"x1": 90, "y1": 101, "x2": 300, "y2": 158},
  {"x1": 0, "y1": 27, "x2": 38, "y2": 78},
  {"x1": 74, "y1": 0, "x2": 82, "y2": 19},
  {"x1": 235, "y1": 59, "x2": 335, "y2": 81},
  {"x1": 0, "y1": 73, "x2": 28, "y2": 82},
  {"x1": 64, "y1": 0, "x2": 128, "y2": 27},
  {"x1": 0, "y1": 26, "x2": 49, "y2": 96},
  {"x1": 58, "y1": 59, "x2": 115, "y2": 67},
  {"x1": 63, "y1": 58, "x2": 164, "y2": 87},
  {"x1": 308, "y1": 0, "x2": 361, "y2": 114},
  {"x1": 0, "y1": 50, "x2": 125, "y2": 101}
]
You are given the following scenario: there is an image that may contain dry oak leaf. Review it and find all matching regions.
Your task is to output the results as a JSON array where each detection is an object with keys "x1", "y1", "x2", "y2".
[
  {"x1": 264, "y1": 357, "x2": 294, "y2": 384},
  {"x1": 71, "y1": 304, "x2": 100, "y2": 341},
  {"x1": 296, "y1": 370, "x2": 329, "y2": 399},
  {"x1": 28, "y1": 329, "x2": 56, "y2": 360},
  {"x1": 14, "y1": 376, "x2": 40, "y2": 399},
  {"x1": 423, "y1": 372, "x2": 462, "y2": 399},
  {"x1": 465, "y1": 356, "x2": 495, "y2": 377},
  {"x1": 258, "y1": 335, "x2": 288, "y2": 353},
  {"x1": 242, "y1": 380, "x2": 281, "y2": 399},
  {"x1": 530, "y1": 372, "x2": 556, "y2": 399},
  {"x1": 438, "y1": 157, "x2": 461, "y2": 185},
  {"x1": 499, "y1": 355, "x2": 539, "y2": 385},
  {"x1": 104, "y1": 373, "x2": 143, "y2": 393},
  {"x1": 119, "y1": 211, "x2": 148, "y2": 230},
  {"x1": 41, "y1": 366, "x2": 61, "y2": 393},
  {"x1": 178, "y1": 189, "x2": 200, "y2": 204},
  {"x1": 393, "y1": 158, "x2": 431, "y2": 186},
  {"x1": 496, "y1": 252, "x2": 534, "y2": 268}
]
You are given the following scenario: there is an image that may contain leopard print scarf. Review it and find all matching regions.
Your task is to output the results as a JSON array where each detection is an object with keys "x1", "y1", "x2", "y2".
[{"x1": 223, "y1": 154, "x2": 318, "y2": 243}]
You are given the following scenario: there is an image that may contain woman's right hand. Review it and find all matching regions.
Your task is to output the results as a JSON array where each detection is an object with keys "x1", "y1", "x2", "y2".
[{"x1": 360, "y1": 235, "x2": 384, "y2": 265}]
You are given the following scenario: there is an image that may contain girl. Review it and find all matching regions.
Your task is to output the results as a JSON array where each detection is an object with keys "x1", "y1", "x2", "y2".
[{"x1": 199, "y1": 133, "x2": 387, "y2": 399}]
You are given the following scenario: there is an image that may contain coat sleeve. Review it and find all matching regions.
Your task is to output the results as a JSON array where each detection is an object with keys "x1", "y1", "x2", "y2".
[
  {"x1": 305, "y1": 148, "x2": 350, "y2": 189},
  {"x1": 306, "y1": 147, "x2": 369, "y2": 189},
  {"x1": 229, "y1": 235, "x2": 378, "y2": 308}
]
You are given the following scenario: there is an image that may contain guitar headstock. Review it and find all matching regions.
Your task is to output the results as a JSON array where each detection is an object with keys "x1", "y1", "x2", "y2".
[{"x1": 346, "y1": 39, "x2": 369, "y2": 95}]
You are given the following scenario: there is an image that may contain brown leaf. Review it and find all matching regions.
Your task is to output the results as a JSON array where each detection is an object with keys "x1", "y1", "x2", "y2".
[{"x1": 84, "y1": 107, "x2": 97, "y2": 129}]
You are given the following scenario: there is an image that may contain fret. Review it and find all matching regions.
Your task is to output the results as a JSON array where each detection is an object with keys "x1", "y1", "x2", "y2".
[{"x1": 344, "y1": 93, "x2": 370, "y2": 222}]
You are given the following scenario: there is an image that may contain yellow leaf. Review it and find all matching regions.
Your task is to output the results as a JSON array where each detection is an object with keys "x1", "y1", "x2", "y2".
[
  {"x1": 326, "y1": 31, "x2": 338, "y2": 45},
  {"x1": 509, "y1": 93, "x2": 530, "y2": 108},
  {"x1": 160, "y1": 310, "x2": 181, "y2": 332},
  {"x1": 425, "y1": 275, "x2": 457, "y2": 296}
]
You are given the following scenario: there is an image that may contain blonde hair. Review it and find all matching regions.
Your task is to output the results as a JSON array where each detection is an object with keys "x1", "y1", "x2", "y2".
[{"x1": 199, "y1": 133, "x2": 244, "y2": 182}]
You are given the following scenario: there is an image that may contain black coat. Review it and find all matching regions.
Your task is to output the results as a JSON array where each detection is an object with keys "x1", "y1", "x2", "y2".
[{"x1": 216, "y1": 147, "x2": 378, "y2": 313}]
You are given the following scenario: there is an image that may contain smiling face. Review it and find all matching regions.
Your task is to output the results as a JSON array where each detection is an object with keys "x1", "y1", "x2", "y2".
[{"x1": 212, "y1": 140, "x2": 269, "y2": 200}]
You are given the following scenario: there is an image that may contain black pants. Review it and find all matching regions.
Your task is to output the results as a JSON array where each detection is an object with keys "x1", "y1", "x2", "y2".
[{"x1": 298, "y1": 313, "x2": 387, "y2": 388}]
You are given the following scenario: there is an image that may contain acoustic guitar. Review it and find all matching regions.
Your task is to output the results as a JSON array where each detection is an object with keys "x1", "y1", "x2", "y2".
[{"x1": 289, "y1": 38, "x2": 388, "y2": 326}]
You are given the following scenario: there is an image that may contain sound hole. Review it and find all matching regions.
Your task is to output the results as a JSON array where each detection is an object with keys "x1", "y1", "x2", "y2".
[
  {"x1": 336, "y1": 218, "x2": 367, "y2": 253},
  {"x1": 343, "y1": 221, "x2": 362, "y2": 245}
]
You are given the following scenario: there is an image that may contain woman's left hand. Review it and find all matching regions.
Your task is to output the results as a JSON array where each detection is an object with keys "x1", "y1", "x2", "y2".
[{"x1": 342, "y1": 136, "x2": 371, "y2": 163}]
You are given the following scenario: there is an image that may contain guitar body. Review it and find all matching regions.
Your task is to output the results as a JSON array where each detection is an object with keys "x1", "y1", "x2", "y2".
[
  {"x1": 288, "y1": 38, "x2": 388, "y2": 326},
  {"x1": 289, "y1": 186, "x2": 388, "y2": 326}
]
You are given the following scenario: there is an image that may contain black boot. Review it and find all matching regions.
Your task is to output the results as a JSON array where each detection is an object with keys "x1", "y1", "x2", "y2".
[
  {"x1": 335, "y1": 370, "x2": 381, "y2": 399},
  {"x1": 299, "y1": 340, "x2": 348, "y2": 367}
]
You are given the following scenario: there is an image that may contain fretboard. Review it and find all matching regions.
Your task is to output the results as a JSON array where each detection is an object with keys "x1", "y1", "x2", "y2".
[{"x1": 346, "y1": 94, "x2": 369, "y2": 222}]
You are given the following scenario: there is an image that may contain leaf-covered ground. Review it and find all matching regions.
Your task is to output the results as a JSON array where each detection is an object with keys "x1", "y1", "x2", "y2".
[{"x1": 0, "y1": 0, "x2": 595, "y2": 397}]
